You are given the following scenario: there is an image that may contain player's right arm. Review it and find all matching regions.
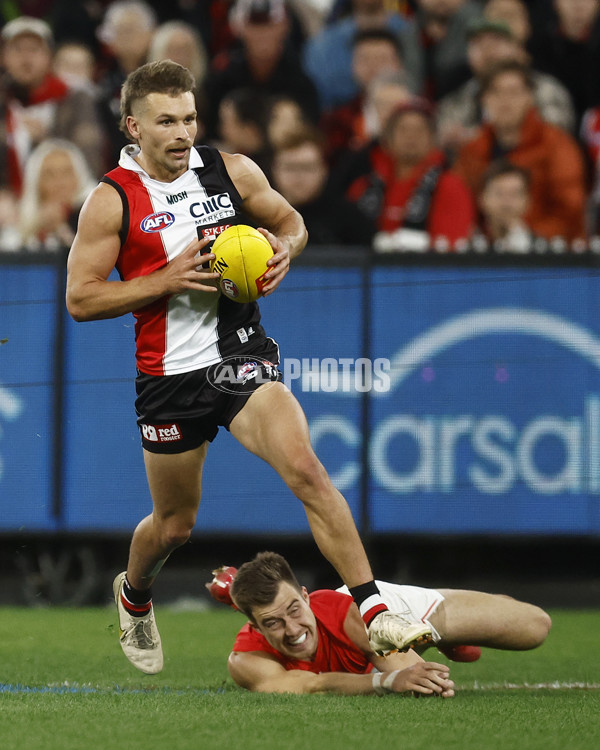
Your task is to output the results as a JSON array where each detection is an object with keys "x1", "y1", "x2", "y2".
[
  {"x1": 227, "y1": 650, "x2": 454, "y2": 697},
  {"x1": 66, "y1": 182, "x2": 220, "y2": 322}
]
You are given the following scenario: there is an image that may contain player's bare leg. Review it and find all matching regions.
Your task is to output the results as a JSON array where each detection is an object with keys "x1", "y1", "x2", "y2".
[
  {"x1": 114, "y1": 442, "x2": 208, "y2": 674},
  {"x1": 128, "y1": 441, "x2": 208, "y2": 587},
  {"x1": 230, "y1": 382, "x2": 431, "y2": 652},
  {"x1": 430, "y1": 590, "x2": 552, "y2": 652}
]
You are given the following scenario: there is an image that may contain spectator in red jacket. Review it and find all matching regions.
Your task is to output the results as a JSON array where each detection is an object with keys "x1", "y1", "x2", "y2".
[
  {"x1": 454, "y1": 60, "x2": 587, "y2": 241},
  {"x1": 346, "y1": 97, "x2": 476, "y2": 249}
]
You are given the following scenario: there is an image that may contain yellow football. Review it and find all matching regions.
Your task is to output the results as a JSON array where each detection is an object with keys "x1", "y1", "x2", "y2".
[{"x1": 210, "y1": 225, "x2": 274, "y2": 303}]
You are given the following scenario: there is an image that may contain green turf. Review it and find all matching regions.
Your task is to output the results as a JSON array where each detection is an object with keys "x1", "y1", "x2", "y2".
[{"x1": 0, "y1": 606, "x2": 598, "y2": 750}]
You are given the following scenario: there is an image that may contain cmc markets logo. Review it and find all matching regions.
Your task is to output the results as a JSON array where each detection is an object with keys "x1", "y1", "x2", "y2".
[{"x1": 309, "y1": 307, "x2": 600, "y2": 496}]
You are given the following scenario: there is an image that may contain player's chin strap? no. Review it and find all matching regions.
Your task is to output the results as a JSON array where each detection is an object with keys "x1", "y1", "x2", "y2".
[{"x1": 372, "y1": 670, "x2": 401, "y2": 696}]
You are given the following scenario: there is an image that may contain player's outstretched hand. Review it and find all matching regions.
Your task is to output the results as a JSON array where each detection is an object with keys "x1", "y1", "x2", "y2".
[
  {"x1": 390, "y1": 662, "x2": 455, "y2": 698},
  {"x1": 159, "y1": 236, "x2": 221, "y2": 294},
  {"x1": 256, "y1": 227, "x2": 290, "y2": 297}
]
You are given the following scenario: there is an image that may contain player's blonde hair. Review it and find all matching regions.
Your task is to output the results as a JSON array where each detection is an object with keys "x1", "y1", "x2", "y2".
[
  {"x1": 230, "y1": 551, "x2": 302, "y2": 622},
  {"x1": 119, "y1": 59, "x2": 195, "y2": 139}
]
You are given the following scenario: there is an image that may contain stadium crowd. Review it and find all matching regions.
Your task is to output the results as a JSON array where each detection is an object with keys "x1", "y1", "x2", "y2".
[{"x1": 1, "y1": 0, "x2": 600, "y2": 254}]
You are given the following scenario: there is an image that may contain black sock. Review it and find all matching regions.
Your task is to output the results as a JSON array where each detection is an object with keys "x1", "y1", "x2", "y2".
[
  {"x1": 121, "y1": 575, "x2": 152, "y2": 617},
  {"x1": 348, "y1": 581, "x2": 388, "y2": 626}
]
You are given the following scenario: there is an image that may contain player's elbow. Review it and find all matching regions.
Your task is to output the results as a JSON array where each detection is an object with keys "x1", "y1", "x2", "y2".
[
  {"x1": 66, "y1": 300, "x2": 90, "y2": 322},
  {"x1": 66, "y1": 282, "x2": 99, "y2": 322},
  {"x1": 524, "y1": 606, "x2": 552, "y2": 649}
]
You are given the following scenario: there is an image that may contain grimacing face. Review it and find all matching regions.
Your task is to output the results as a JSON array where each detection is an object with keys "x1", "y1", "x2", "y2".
[
  {"x1": 251, "y1": 581, "x2": 319, "y2": 661},
  {"x1": 127, "y1": 91, "x2": 197, "y2": 181}
]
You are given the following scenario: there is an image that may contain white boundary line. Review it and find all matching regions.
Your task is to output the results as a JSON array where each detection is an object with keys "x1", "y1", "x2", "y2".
[
  {"x1": 2, "y1": 681, "x2": 599, "y2": 695},
  {"x1": 472, "y1": 681, "x2": 600, "y2": 691}
]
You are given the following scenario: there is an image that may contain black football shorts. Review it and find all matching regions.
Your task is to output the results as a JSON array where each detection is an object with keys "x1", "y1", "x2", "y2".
[{"x1": 135, "y1": 336, "x2": 282, "y2": 454}]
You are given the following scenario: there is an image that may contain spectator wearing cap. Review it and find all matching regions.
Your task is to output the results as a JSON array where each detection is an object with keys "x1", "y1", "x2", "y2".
[
  {"x1": 345, "y1": 97, "x2": 476, "y2": 247},
  {"x1": 302, "y1": 0, "x2": 409, "y2": 110},
  {"x1": 528, "y1": 0, "x2": 600, "y2": 131},
  {"x1": 436, "y1": 17, "x2": 575, "y2": 156},
  {"x1": 454, "y1": 60, "x2": 587, "y2": 241},
  {"x1": 320, "y1": 28, "x2": 409, "y2": 163},
  {"x1": 0, "y1": 16, "x2": 105, "y2": 194},
  {"x1": 204, "y1": 0, "x2": 320, "y2": 138},
  {"x1": 399, "y1": 0, "x2": 482, "y2": 102}
]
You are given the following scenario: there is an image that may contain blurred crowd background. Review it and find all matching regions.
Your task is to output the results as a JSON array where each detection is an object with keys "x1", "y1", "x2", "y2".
[{"x1": 2, "y1": 0, "x2": 600, "y2": 255}]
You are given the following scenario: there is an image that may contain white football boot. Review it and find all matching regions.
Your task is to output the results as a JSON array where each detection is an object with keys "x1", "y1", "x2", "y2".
[
  {"x1": 113, "y1": 572, "x2": 164, "y2": 674},
  {"x1": 368, "y1": 611, "x2": 433, "y2": 656}
]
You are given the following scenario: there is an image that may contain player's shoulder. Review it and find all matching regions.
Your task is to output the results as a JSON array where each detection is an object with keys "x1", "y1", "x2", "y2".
[
  {"x1": 220, "y1": 151, "x2": 267, "y2": 198},
  {"x1": 309, "y1": 589, "x2": 354, "y2": 620},
  {"x1": 86, "y1": 180, "x2": 123, "y2": 212},
  {"x1": 76, "y1": 180, "x2": 124, "y2": 235}
]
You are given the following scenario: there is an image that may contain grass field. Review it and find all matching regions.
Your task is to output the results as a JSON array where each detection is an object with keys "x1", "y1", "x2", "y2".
[{"x1": 0, "y1": 605, "x2": 598, "y2": 750}]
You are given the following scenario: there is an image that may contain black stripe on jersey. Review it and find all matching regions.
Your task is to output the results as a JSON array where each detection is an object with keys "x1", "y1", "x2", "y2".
[
  {"x1": 189, "y1": 145, "x2": 265, "y2": 359},
  {"x1": 101, "y1": 176, "x2": 130, "y2": 246},
  {"x1": 193, "y1": 146, "x2": 244, "y2": 207},
  {"x1": 215, "y1": 296, "x2": 263, "y2": 359}
]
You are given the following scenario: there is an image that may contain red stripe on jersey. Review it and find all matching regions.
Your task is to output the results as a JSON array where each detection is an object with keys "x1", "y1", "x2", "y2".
[{"x1": 107, "y1": 167, "x2": 169, "y2": 375}]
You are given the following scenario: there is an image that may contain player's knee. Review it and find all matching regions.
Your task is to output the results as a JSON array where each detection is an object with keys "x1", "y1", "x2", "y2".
[
  {"x1": 284, "y1": 450, "x2": 329, "y2": 497},
  {"x1": 158, "y1": 517, "x2": 194, "y2": 550}
]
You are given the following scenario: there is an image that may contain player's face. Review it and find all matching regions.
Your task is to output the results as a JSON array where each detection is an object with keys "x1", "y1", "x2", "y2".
[
  {"x1": 128, "y1": 91, "x2": 197, "y2": 181},
  {"x1": 252, "y1": 582, "x2": 318, "y2": 661}
]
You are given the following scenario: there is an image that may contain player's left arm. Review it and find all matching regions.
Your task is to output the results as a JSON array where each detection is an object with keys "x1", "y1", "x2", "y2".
[{"x1": 222, "y1": 151, "x2": 308, "y2": 296}]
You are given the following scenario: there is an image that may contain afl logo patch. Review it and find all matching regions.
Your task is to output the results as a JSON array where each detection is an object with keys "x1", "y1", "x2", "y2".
[
  {"x1": 140, "y1": 211, "x2": 175, "y2": 232},
  {"x1": 221, "y1": 278, "x2": 239, "y2": 298}
]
